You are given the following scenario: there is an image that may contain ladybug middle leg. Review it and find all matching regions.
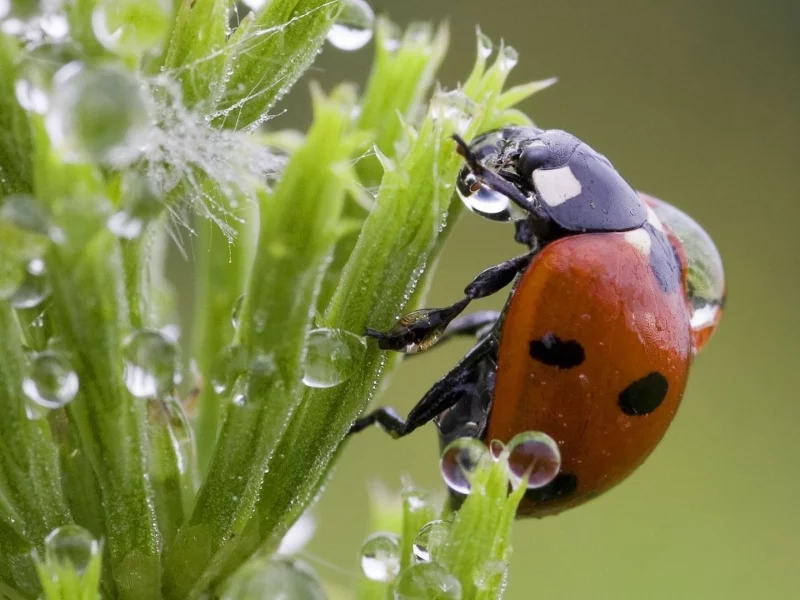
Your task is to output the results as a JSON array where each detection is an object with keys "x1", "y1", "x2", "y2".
[{"x1": 364, "y1": 252, "x2": 534, "y2": 353}]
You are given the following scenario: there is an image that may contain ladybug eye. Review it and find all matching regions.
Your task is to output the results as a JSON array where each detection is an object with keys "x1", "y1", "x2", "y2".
[
  {"x1": 456, "y1": 169, "x2": 527, "y2": 222},
  {"x1": 519, "y1": 141, "x2": 550, "y2": 177}
]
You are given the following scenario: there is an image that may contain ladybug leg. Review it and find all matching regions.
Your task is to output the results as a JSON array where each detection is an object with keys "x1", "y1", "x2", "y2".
[
  {"x1": 365, "y1": 252, "x2": 533, "y2": 353},
  {"x1": 438, "y1": 310, "x2": 501, "y2": 344},
  {"x1": 350, "y1": 337, "x2": 496, "y2": 438}
]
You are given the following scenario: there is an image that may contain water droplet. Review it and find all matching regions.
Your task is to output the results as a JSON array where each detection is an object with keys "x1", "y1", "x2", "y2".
[
  {"x1": 210, "y1": 344, "x2": 248, "y2": 395},
  {"x1": 440, "y1": 438, "x2": 488, "y2": 495},
  {"x1": 39, "y1": 12, "x2": 69, "y2": 40},
  {"x1": 123, "y1": 329, "x2": 181, "y2": 398},
  {"x1": 241, "y1": 0, "x2": 268, "y2": 10},
  {"x1": 45, "y1": 62, "x2": 149, "y2": 165},
  {"x1": 10, "y1": 259, "x2": 51, "y2": 309},
  {"x1": 0, "y1": 193, "x2": 53, "y2": 263},
  {"x1": 430, "y1": 90, "x2": 475, "y2": 134},
  {"x1": 92, "y1": 0, "x2": 172, "y2": 57},
  {"x1": 22, "y1": 351, "x2": 78, "y2": 411},
  {"x1": 499, "y1": 45, "x2": 519, "y2": 71},
  {"x1": 302, "y1": 328, "x2": 366, "y2": 388},
  {"x1": 380, "y1": 19, "x2": 402, "y2": 51},
  {"x1": 360, "y1": 532, "x2": 401, "y2": 582},
  {"x1": 456, "y1": 169, "x2": 528, "y2": 222},
  {"x1": 44, "y1": 525, "x2": 100, "y2": 574},
  {"x1": 394, "y1": 563, "x2": 462, "y2": 600},
  {"x1": 643, "y1": 193, "x2": 725, "y2": 353},
  {"x1": 327, "y1": 0, "x2": 374, "y2": 51},
  {"x1": 232, "y1": 393, "x2": 247, "y2": 407},
  {"x1": 221, "y1": 558, "x2": 326, "y2": 600},
  {"x1": 506, "y1": 431, "x2": 561, "y2": 489},
  {"x1": 473, "y1": 560, "x2": 507, "y2": 592},
  {"x1": 231, "y1": 295, "x2": 244, "y2": 329},
  {"x1": 476, "y1": 27, "x2": 493, "y2": 59},
  {"x1": 412, "y1": 520, "x2": 450, "y2": 563}
]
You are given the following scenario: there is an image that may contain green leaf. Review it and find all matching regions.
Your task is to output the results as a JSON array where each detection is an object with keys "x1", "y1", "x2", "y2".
[
  {"x1": 163, "y1": 87, "x2": 360, "y2": 600},
  {"x1": 0, "y1": 35, "x2": 33, "y2": 196},
  {"x1": 210, "y1": 0, "x2": 343, "y2": 130}
]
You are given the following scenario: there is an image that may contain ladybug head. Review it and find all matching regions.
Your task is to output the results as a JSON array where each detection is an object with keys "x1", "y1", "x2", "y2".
[{"x1": 454, "y1": 126, "x2": 647, "y2": 244}]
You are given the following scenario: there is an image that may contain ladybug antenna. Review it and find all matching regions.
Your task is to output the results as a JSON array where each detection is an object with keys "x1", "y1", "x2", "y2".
[{"x1": 452, "y1": 135, "x2": 536, "y2": 213}]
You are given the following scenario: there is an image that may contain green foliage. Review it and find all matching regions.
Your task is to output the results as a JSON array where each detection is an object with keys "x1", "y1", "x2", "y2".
[{"x1": 0, "y1": 1, "x2": 554, "y2": 598}]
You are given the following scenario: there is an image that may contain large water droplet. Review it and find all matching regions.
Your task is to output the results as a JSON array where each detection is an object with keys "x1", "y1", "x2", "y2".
[
  {"x1": 210, "y1": 344, "x2": 248, "y2": 395},
  {"x1": 456, "y1": 170, "x2": 527, "y2": 223},
  {"x1": 506, "y1": 431, "x2": 561, "y2": 489},
  {"x1": 10, "y1": 259, "x2": 51, "y2": 309},
  {"x1": 13, "y1": 43, "x2": 76, "y2": 114},
  {"x1": 412, "y1": 520, "x2": 450, "y2": 563},
  {"x1": 393, "y1": 563, "x2": 462, "y2": 600},
  {"x1": 643, "y1": 193, "x2": 725, "y2": 353},
  {"x1": 360, "y1": 532, "x2": 401, "y2": 582},
  {"x1": 302, "y1": 328, "x2": 366, "y2": 388},
  {"x1": 92, "y1": 0, "x2": 172, "y2": 57},
  {"x1": 44, "y1": 525, "x2": 100, "y2": 575},
  {"x1": 222, "y1": 558, "x2": 326, "y2": 600},
  {"x1": 123, "y1": 329, "x2": 181, "y2": 398},
  {"x1": 22, "y1": 351, "x2": 78, "y2": 412},
  {"x1": 439, "y1": 438, "x2": 488, "y2": 495},
  {"x1": 327, "y1": 0, "x2": 374, "y2": 51},
  {"x1": 45, "y1": 62, "x2": 149, "y2": 166}
]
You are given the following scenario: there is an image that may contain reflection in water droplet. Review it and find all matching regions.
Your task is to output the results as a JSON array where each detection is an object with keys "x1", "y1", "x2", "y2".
[
  {"x1": 506, "y1": 431, "x2": 561, "y2": 489},
  {"x1": 412, "y1": 520, "x2": 450, "y2": 563},
  {"x1": 641, "y1": 193, "x2": 725, "y2": 353},
  {"x1": 489, "y1": 439, "x2": 505, "y2": 460},
  {"x1": 360, "y1": 532, "x2": 401, "y2": 582},
  {"x1": 45, "y1": 62, "x2": 149, "y2": 166},
  {"x1": 92, "y1": 0, "x2": 172, "y2": 57},
  {"x1": 499, "y1": 45, "x2": 519, "y2": 71},
  {"x1": 22, "y1": 351, "x2": 79, "y2": 412},
  {"x1": 44, "y1": 525, "x2": 100, "y2": 575},
  {"x1": 221, "y1": 558, "x2": 326, "y2": 600},
  {"x1": 439, "y1": 438, "x2": 488, "y2": 495},
  {"x1": 10, "y1": 259, "x2": 51, "y2": 309},
  {"x1": 302, "y1": 328, "x2": 366, "y2": 388},
  {"x1": 476, "y1": 27, "x2": 493, "y2": 59},
  {"x1": 456, "y1": 170, "x2": 527, "y2": 223},
  {"x1": 430, "y1": 90, "x2": 475, "y2": 134},
  {"x1": 231, "y1": 295, "x2": 244, "y2": 328},
  {"x1": 123, "y1": 329, "x2": 181, "y2": 398},
  {"x1": 393, "y1": 563, "x2": 462, "y2": 600},
  {"x1": 327, "y1": 0, "x2": 374, "y2": 51}
]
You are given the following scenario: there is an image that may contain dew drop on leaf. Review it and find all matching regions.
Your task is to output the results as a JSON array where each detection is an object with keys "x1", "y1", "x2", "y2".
[
  {"x1": 91, "y1": 0, "x2": 172, "y2": 57},
  {"x1": 360, "y1": 532, "x2": 401, "y2": 582},
  {"x1": 302, "y1": 328, "x2": 366, "y2": 389},
  {"x1": 412, "y1": 520, "x2": 450, "y2": 563},
  {"x1": 10, "y1": 259, "x2": 51, "y2": 309},
  {"x1": 439, "y1": 438, "x2": 487, "y2": 495},
  {"x1": 123, "y1": 329, "x2": 181, "y2": 398},
  {"x1": 327, "y1": 0, "x2": 374, "y2": 51},
  {"x1": 506, "y1": 431, "x2": 561, "y2": 489},
  {"x1": 22, "y1": 351, "x2": 78, "y2": 412},
  {"x1": 44, "y1": 525, "x2": 100, "y2": 575}
]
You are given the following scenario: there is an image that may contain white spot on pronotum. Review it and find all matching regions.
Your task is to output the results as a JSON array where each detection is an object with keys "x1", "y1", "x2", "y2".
[
  {"x1": 624, "y1": 228, "x2": 652, "y2": 256},
  {"x1": 532, "y1": 166, "x2": 582, "y2": 207},
  {"x1": 646, "y1": 206, "x2": 666, "y2": 232}
]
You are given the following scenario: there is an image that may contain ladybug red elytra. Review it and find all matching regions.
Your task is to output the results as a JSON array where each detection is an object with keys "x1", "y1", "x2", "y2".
[{"x1": 351, "y1": 126, "x2": 725, "y2": 517}]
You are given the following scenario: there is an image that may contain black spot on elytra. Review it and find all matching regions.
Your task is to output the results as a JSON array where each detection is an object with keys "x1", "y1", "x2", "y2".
[
  {"x1": 529, "y1": 333, "x2": 585, "y2": 368},
  {"x1": 524, "y1": 472, "x2": 578, "y2": 503},
  {"x1": 618, "y1": 372, "x2": 669, "y2": 416},
  {"x1": 644, "y1": 223, "x2": 681, "y2": 294}
]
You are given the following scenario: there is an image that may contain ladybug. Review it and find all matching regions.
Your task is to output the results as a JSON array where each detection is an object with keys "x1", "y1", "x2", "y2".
[{"x1": 351, "y1": 126, "x2": 725, "y2": 517}]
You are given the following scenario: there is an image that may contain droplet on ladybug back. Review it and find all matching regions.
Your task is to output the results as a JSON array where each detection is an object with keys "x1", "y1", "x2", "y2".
[
  {"x1": 642, "y1": 193, "x2": 725, "y2": 353},
  {"x1": 506, "y1": 431, "x2": 561, "y2": 489}
]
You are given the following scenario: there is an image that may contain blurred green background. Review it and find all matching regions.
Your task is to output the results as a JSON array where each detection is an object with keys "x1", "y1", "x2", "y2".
[{"x1": 275, "y1": 1, "x2": 800, "y2": 598}]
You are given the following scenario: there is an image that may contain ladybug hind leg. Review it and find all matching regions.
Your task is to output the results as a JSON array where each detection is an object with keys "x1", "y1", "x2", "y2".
[
  {"x1": 349, "y1": 335, "x2": 497, "y2": 439},
  {"x1": 364, "y1": 252, "x2": 533, "y2": 353}
]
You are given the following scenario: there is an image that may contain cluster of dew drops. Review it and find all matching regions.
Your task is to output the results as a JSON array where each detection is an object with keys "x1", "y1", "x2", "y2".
[{"x1": 356, "y1": 432, "x2": 562, "y2": 599}]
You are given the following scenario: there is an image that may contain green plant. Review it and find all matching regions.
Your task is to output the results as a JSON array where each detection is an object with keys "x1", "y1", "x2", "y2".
[{"x1": 0, "y1": 1, "x2": 553, "y2": 598}]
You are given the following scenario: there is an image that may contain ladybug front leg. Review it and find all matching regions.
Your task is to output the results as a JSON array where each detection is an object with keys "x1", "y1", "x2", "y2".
[
  {"x1": 364, "y1": 252, "x2": 534, "y2": 353},
  {"x1": 350, "y1": 336, "x2": 496, "y2": 438}
]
